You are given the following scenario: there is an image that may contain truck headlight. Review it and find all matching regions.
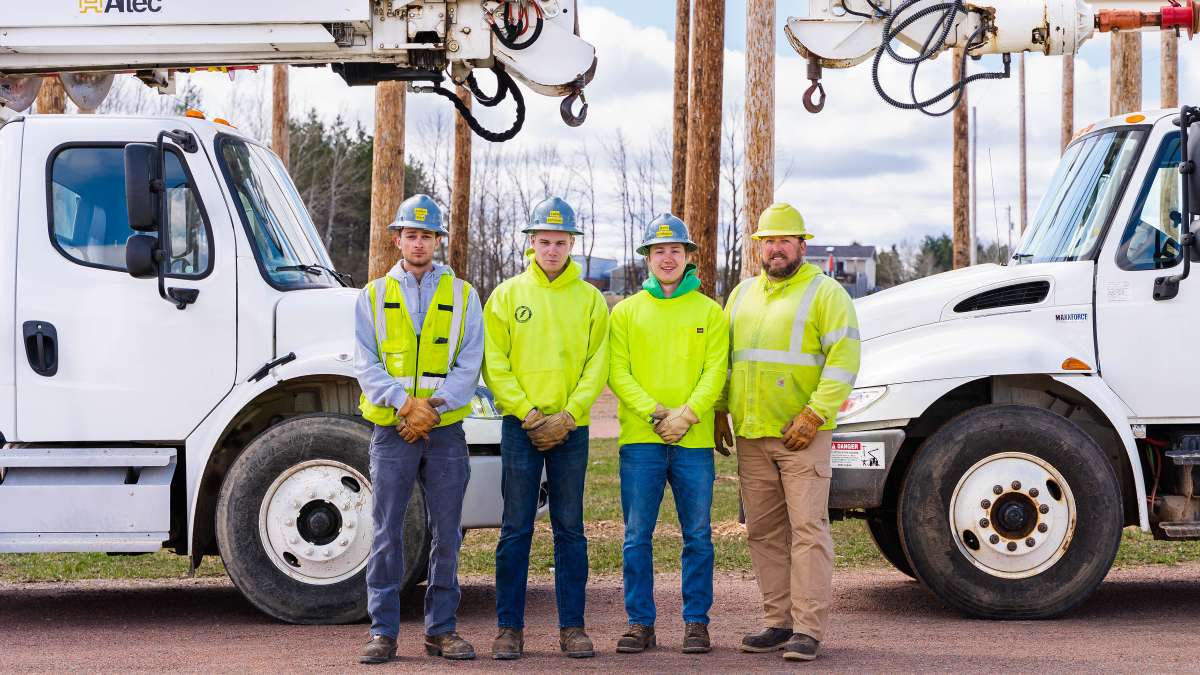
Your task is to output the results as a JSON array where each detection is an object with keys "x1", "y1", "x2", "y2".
[
  {"x1": 837, "y1": 386, "x2": 887, "y2": 420},
  {"x1": 470, "y1": 388, "x2": 502, "y2": 419}
]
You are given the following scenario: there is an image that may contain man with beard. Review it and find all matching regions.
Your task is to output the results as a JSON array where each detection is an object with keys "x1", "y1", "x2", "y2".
[
  {"x1": 355, "y1": 194, "x2": 483, "y2": 664},
  {"x1": 607, "y1": 214, "x2": 728, "y2": 655},
  {"x1": 714, "y1": 203, "x2": 860, "y2": 663}
]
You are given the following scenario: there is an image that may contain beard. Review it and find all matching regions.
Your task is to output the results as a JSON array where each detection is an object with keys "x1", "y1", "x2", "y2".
[{"x1": 765, "y1": 255, "x2": 803, "y2": 280}]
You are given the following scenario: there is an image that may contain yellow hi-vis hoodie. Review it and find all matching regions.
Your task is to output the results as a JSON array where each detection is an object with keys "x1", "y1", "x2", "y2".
[
  {"x1": 483, "y1": 251, "x2": 610, "y2": 425},
  {"x1": 720, "y1": 262, "x2": 860, "y2": 438},
  {"x1": 608, "y1": 268, "x2": 729, "y2": 448}
]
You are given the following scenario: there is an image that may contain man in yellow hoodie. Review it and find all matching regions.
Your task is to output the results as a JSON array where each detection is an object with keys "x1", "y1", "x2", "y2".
[
  {"x1": 718, "y1": 203, "x2": 859, "y2": 663},
  {"x1": 483, "y1": 197, "x2": 609, "y2": 661},
  {"x1": 608, "y1": 214, "x2": 729, "y2": 656}
]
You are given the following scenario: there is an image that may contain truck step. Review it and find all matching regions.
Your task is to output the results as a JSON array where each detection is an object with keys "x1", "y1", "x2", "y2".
[
  {"x1": 1165, "y1": 449, "x2": 1200, "y2": 465},
  {"x1": 0, "y1": 447, "x2": 174, "y2": 468},
  {"x1": 1159, "y1": 522, "x2": 1200, "y2": 539},
  {"x1": 0, "y1": 532, "x2": 164, "y2": 553}
]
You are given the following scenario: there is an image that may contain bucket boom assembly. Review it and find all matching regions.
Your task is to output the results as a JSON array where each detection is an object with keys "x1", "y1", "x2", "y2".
[{"x1": 0, "y1": 0, "x2": 597, "y2": 139}]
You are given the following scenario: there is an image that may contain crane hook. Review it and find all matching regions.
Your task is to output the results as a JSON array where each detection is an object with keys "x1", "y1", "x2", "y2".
[
  {"x1": 803, "y1": 55, "x2": 826, "y2": 114},
  {"x1": 560, "y1": 80, "x2": 588, "y2": 127}
]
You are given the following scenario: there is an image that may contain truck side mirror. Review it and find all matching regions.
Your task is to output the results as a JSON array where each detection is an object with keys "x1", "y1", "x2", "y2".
[
  {"x1": 1188, "y1": 122, "x2": 1200, "y2": 223},
  {"x1": 125, "y1": 234, "x2": 158, "y2": 279},
  {"x1": 124, "y1": 142, "x2": 158, "y2": 232}
]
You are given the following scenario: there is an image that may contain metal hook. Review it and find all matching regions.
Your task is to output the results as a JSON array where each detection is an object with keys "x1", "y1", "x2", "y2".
[
  {"x1": 803, "y1": 55, "x2": 826, "y2": 113},
  {"x1": 561, "y1": 88, "x2": 588, "y2": 127}
]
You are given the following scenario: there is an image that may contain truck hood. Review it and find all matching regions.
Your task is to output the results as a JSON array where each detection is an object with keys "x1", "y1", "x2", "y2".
[
  {"x1": 274, "y1": 287, "x2": 360, "y2": 363},
  {"x1": 855, "y1": 261, "x2": 1092, "y2": 342}
]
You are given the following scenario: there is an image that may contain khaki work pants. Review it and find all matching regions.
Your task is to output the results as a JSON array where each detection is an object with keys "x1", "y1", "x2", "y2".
[{"x1": 736, "y1": 431, "x2": 833, "y2": 641}]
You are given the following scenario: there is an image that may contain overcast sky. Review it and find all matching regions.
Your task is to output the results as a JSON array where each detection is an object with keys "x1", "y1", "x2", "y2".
[{"x1": 176, "y1": 2, "x2": 1200, "y2": 259}]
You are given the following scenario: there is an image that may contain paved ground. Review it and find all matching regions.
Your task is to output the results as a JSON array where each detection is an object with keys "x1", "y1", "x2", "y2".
[{"x1": 4, "y1": 565, "x2": 1200, "y2": 672}]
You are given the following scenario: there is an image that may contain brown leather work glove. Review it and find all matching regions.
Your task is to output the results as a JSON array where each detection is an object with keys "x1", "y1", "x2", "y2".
[
  {"x1": 528, "y1": 411, "x2": 577, "y2": 451},
  {"x1": 649, "y1": 403, "x2": 670, "y2": 424},
  {"x1": 714, "y1": 411, "x2": 734, "y2": 457},
  {"x1": 396, "y1": 397, "x2": 443, "y2": 443},
  {"x1": 780, "y1": 406, "x2": 824, "y2": 451},
  {"x1": 653, "y1": 405, "x2": 699, "y2": 445},
  {"x1": 522, "y1": 408, "x2": 549, "y2": 432}
]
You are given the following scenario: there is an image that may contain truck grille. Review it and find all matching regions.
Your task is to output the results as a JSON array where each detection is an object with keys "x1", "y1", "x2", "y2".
[{"x1": 954, "y1": 281, "x2": 1051, "y2": 313}]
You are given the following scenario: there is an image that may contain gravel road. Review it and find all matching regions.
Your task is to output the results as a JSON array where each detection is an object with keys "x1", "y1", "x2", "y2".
[{"x1": 4, "y1": 564, "x2": 1200, "y2": 672}]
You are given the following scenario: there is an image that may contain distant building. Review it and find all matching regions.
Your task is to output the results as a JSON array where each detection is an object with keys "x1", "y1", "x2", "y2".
[
  {"x1": 572, "y1": 254, "x2": 620, "y2": 292},
  {"x1": 808, "y1": 243, "x2": 877, "y2": 298}
]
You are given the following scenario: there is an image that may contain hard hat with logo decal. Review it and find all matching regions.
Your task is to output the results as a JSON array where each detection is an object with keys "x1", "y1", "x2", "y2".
[
  {"x1": 636, "y1": 213, "x2": 697, "y2": 256},
  {"x1": 388, "y1": 193, "x2": 448, "y2": 235},
  {"x1": 523, "y1": 196, "x2": 585, "y2": 235},
  {"x1": 751, "y1": 202, "x2": 814, "y2": 240}
]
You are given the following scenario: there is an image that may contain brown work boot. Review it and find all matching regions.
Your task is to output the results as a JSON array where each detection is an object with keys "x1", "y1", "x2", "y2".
[
  {"x1": 616, "y1": 624, "x2": 656, "y2": 653},
  {"x1": 559, "y1": 626, "x2": 595, "y2": 658},
  {"x1": 682, "y1": 622, "x2": 711, "y2": 654},
  {"x1": 781, "y1": 633, "x2": 821, "y2": 662},
  {"x1": 358, "y1": 634, "x2": 397, "y2": 664},
  {"x1": 491, "y1": 627, "x2": 524, "y2": 660},
  {"x1": 424, "y1": 632, "x2": 476, "y2": 660}
]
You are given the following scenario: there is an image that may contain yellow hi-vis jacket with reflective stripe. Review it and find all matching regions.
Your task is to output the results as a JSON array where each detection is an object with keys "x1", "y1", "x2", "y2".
[
  {"x1": 720, "y1": 262, "x2": 860, "y2": 438},
  {"x1": 358, "y1": 273, "x2": 473, "y2": 427}
]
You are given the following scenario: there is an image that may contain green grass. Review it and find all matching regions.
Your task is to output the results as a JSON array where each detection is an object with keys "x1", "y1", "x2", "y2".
[{"x1": 4, "y1": 439, "x2": 1200, "y2": 581}]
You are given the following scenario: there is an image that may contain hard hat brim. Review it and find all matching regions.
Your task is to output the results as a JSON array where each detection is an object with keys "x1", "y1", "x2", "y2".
[
  {"x1": 636, "y1": 239, "x2": 698, "y2": 256},
  {"x1": 389, "y1": 220, "x2": 448, "y2": 234},
  {"x1": 751, "y1": 229, "x2": 814, "y2": 240},
  {"x1": 522, "y1": 226, "x2": 585, "y2": 236}
]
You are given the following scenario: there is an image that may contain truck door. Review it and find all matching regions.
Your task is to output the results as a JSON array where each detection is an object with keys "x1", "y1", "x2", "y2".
[
  {"x1": 1095, "y1": 128, "x2": 1197, "y2": 418},
  {"x1": 14, "y1": 119, "x2": 236, "y2": 441}
]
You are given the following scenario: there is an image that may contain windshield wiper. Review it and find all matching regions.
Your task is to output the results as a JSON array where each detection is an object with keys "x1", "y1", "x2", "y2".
[
  {"x1": 1011, "y1": 252, "x2": 1034, "y2": 261},
  {"x1": 275, "y1": 264, "x2": 353, "y2": 287}
]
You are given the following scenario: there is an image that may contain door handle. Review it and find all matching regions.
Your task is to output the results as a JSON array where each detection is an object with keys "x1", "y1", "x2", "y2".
[{"x1": 22, "y1": 321, "x2": 58, "y2": 377}]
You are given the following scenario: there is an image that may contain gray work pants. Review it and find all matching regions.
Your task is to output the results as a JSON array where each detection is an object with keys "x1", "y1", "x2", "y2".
[{"x1": 366, "y1": 421, "x2": 470, "y2": 638}]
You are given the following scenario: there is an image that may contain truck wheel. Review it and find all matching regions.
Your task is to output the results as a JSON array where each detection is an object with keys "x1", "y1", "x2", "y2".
[
  {"x1": 215, "y1": 414, "x2": 431, "y2": 624},
  {"x1": 865, "y1": 509, "x2": 915, "y2": 578},
  {"x1": 898, "y1": 404, "x2": 1122, "y2": 619}
]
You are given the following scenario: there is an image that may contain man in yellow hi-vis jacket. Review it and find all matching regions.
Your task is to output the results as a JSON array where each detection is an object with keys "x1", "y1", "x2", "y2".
[{"x1": 717, "y1": 203, "x2": 860, "y2": 663}]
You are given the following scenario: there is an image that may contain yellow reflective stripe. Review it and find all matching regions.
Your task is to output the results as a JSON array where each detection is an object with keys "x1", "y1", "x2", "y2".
[
  {"x1": 822, "y1": 366, "x2": 857, "y2": 386},
  {"x1": 732, "y1": 350, "x2": 825, "y2": 366},
  {"x1": 820, "y1": 326, "x2": 861, "y2": 350},
  {"x1": 447, "y1": 277, "x2": 465, "y2": 372},
  {"x1": 417, "y1": 375, "x2": 446, "y2": 390},
  {"x1": 727, "y1": 277, "x2": 757, "y2": 330}
]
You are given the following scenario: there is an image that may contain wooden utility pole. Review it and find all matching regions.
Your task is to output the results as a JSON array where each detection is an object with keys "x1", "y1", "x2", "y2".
[
  {"x1": 743, "y1": 0, "x2": 774, "y2": 279},
  {"x1": 449, "y1": 85, "x2": 473, "y2": 278},
  {"x1": 970, "y1": 105, "x2": 978, "y2": 266},
  {"x1": 952, "y1": 50, "x2": 970, "y2": 269},
  {"x1": 272, "y1": 65, "x2": 290, "y2": 170},
  {"x1": 368, "y1": 82, "x2": 406, "y2": 282},
  {"x1": 35, "y1": 76, "x2": 65, "y2": 114},
  {"x1": 1062, "y1": 55, "x2": 1074, "y2": 152},
  {"x1": 670, "y1": 0, "x2": 691, "y2": 220},
  {"x1": 683, "y1": 0, "x2": 725, "y2": 297},
  {"x1": 1018, "y1": 53, "x2": 1028, "y2": 233},
  {"x1": 1162, "y1": 30, "x2": 1178, "y2": 109},
  {"x1": 1109, "y1": 31, "x2": 1142, "y2": 116}
]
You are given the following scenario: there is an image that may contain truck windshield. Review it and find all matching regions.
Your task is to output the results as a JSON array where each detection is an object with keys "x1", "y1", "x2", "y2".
[
  {"x1": 217, "y1": 136, "x2": 339, "y2": 289},
  {"x1": 1012, "y1": 127, "x2": 1146, "y2": 265}
]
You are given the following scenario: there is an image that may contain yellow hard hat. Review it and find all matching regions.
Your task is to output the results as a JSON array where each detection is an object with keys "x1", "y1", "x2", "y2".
[{"x1": 752, "y1": 202, "x2": 813, "y2": 240}]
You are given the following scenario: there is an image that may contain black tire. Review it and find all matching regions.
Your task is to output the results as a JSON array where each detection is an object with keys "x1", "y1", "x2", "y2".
[
  {"x1": 865, "y1": 508, "x2": 916, "y2": 578},
  {"x1": 215, "y1": 414, "x2": 431, "y2": 624},
  {"x1": 898, "y1": 404, "x2": 1122, "y2": 619}
]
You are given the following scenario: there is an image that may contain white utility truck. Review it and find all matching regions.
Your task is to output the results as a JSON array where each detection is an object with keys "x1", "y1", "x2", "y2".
[
  {"x1": 790, "y1": 0, "x2": 1200, "y2": 618},
  {"x1": 0, "y1": 0, "x2": 591, "y2": 624}
]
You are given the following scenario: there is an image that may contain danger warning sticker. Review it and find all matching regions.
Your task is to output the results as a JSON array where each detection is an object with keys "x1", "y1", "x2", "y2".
[{"x1": 831, "y1": 441, "x2": 885, "y2": 470}]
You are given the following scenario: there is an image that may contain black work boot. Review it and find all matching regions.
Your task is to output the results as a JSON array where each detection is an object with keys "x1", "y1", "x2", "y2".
[
  {"x1": 616, "y1": 624, "x2": 656, "y2": 653},
  {"x1": 424, "y1": 632, "x2": 476, "y2": 660},
  {"x1": 560, "y1": 626, "x2": 596, "y2": 658},
  {"x1": 782, "y1": 633, "x2": 821, "y2": 662},
  {"x1": 491, "y1": 627, "x2": 524, "y2": 660},
  {"x1": 359, "y1": 634, "x2": 397, "y2": 664},
  {"x1": 682, "y1": 622, "x2": 711, "y2": 654},
  {"x1": 739, "y1": 627, "x2": 792, "y2": 653}
]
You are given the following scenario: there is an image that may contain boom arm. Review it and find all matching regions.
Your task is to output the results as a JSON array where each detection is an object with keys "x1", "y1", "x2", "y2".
[
  {"x1": 785, "y1": 0, "x2": 1197, "y2": 114},
  {"x1": 0, "y1": 0, "x2": 597, "y2": 138}
]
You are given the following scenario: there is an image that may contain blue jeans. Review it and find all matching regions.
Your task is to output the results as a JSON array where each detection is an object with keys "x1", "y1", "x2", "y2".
[
  {"x1": 495, "y1": 415, "x2": 589, "y2": 629},
  {"x1": 366, "y1": 422, "x2": 470, "y2": 639},
  {"x1": 620, "y1": 443, "x2": 715, "y2": 626}
]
